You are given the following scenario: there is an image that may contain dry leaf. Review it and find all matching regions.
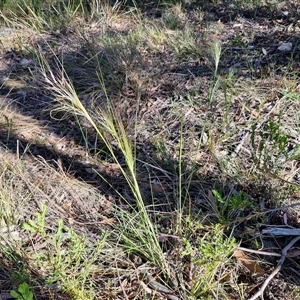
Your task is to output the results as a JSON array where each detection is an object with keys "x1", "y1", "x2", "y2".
[
  {"x1": 20, "y1": 58, "x2": 33, "y2": 66},
  {"x1": 149, "y1": 84, "x2": 161, "y2": 94},
  {"x1": 251, "y1": 109, "x2": 259, "y2": 117},
  {"x1": 278, "y1": 42, "x2": 292, "y2": 52},
  {"x1": 219, "y1": 271, "x2": 232, "y2": 282},
  {"x1": 100, "y1": 218, "x2": 117, "y2": 226},
  {"x1": 62, "y1": 201, "x2": 74, "y2": 215},
  {"x1": 139, "y1": 281, "x2": 152, "y2": 294},
  {"x1": 151, "y1": 179, "x2": 166, "y2": 193},
  {"x1": 283, "y1": 213, "x2": 289, "y2": 226},
  {"x1": 234, "y1": 249, "x2": 265, "y2": 275},
  {"x1": 287, "y1": 247, "x2": 300, "y2": 258},
  {"x1": 152, "y1": 184, "x2": 165, "y2": 193},
  {"x1": 101, "y1": 199, "x2": 113, "y2": 214},
  {"x1": 262, "y1": 47, "x2": 267, "y2": 55},
  {"x1": 108, "y1": 163, "x2": 120, "y2": 170},
  {"x1": 158, "y1": 233, "x2": 180, "y2": 243}
]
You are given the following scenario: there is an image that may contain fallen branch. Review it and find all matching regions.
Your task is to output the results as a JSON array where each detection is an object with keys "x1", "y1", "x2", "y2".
[
  {"x1": 262, "y1": 227, "x2": 300, "y2": 237},
  {"x1": 248, "y1": 236, "x2": 300, "y2": 300}
]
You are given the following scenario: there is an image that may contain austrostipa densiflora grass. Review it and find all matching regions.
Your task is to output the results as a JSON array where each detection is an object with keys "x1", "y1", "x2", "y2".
[
  {"x1": 38, "y1": 50, "x2": 171, "y2": 275},
  {"x1": 36, "y1": 48, "x2": 241, "y2": 298}
]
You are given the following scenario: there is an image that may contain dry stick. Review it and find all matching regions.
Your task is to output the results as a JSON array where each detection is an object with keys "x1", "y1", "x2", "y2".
[
  {"x1": 231, "y1": 131, "x2": 249, "y2": 158},
  {"x1": 236, "y1": 247, "x2": 281, "y2": 257},
  {"x1": 116, "y1": 260, "x2": 129, "y2": 300},
  {"x1": 243, "y1": 201, "x2": 300, "y2": 221},
  {"x1": 248, "y1": 236, "x2": 300, "y2": 300}
]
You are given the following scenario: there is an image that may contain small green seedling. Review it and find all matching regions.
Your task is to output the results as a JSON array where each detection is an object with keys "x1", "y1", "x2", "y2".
[
  {"x1": 3, "y1": 114, "x2": 13, "y2": 142},
  {"x1": 212, "y1": 189, "x2": 253, "y2": 224},
  {"x1": 10, "y1": 282, "x2": 33, "y2": 300},
  {"x1": 21, "y1": 204, "x2": 47, "y2": 236},
  {"x1": 251, "y1": 118, "x2": 289, "y2": 169}
]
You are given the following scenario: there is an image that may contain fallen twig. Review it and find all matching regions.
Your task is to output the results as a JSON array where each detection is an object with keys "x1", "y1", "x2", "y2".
[
  {"x1": 262, "y1": 227, "x2": 300, "y2": 237},
  {"x1": 238, "y1": 201, "x2": 300, "y2": 222},
  {"x1": 231, "y1": 131, "x2": 249, "y2": 158},
  {"x1": 236, "y1": 247, "x2": 281, "y2": 257},
  {"x1": 248, "y1": 236, "x2": 300, "y2": 300}
]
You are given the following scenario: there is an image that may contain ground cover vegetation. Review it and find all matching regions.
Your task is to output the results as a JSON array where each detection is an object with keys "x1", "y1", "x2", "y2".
[{"x1": 1, "y1": 0, "x2": 300, "y2": 299}]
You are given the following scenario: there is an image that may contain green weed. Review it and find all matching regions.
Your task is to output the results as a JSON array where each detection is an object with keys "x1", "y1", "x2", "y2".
[
  {"x1": 10, "y1": 282, "x2": 33, "y2": 300},
  {"x1": 190, "y1": 224, "x2": 236, "y2": 298},
  {"x1": 21, "y1": 204, "x2": 47, "y2": 236},
  {"x1": 251, "y1": 118, "x2": 290, "y2": 170},
  {"x1": 211, "y1": 189, "x2": 253, "y2": 224}
]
